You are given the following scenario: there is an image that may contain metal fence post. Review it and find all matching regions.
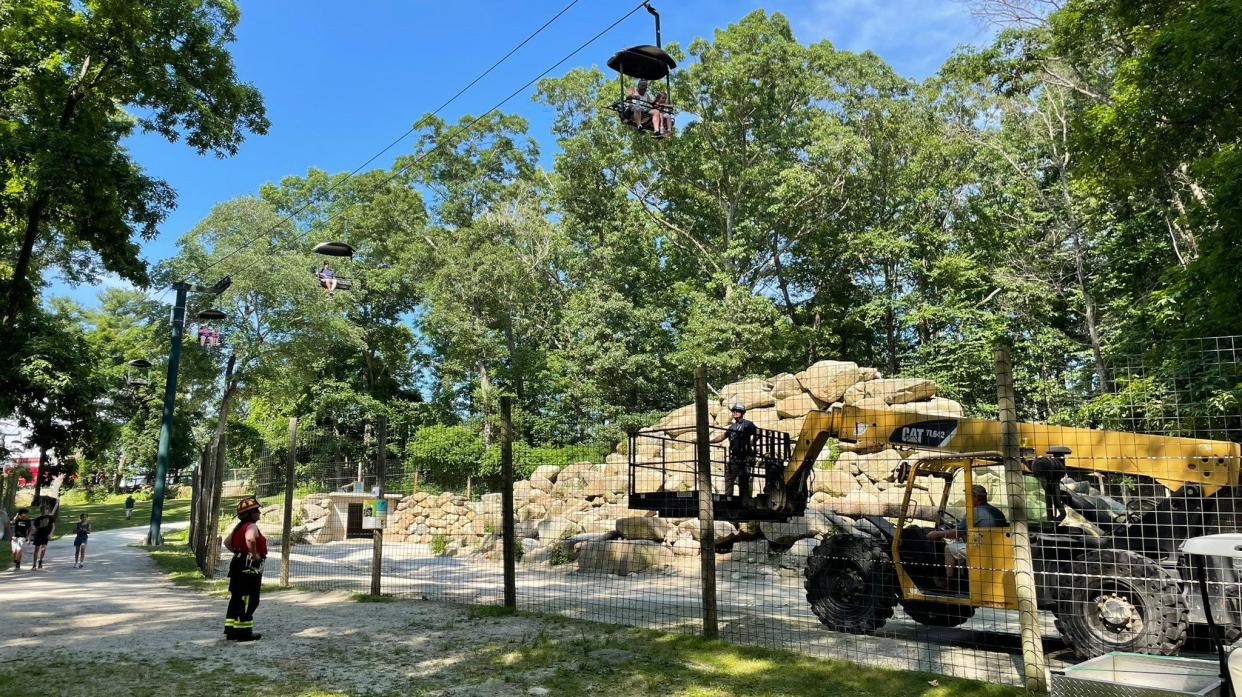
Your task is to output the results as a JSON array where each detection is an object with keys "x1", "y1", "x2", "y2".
[
  {"x1": 501, "y1": 396, "x2": 516, "y2": 610},
  {"x1": 995, "y1": 343, "x2": 1049, "y2": 692},
  {"x1": 694, "y1": 366, "x2": 719, "y2": 639},
  {"x1": 281, "y1": 415, "x2": 297, "y2": 588},
  {"x1": 370, "y1": 415, "x2": 386, "y2": 597}
]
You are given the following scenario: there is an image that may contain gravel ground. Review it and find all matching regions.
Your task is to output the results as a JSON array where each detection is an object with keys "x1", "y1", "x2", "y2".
[
  {"x1": 283, "y1": 539, "x2": 1082, "y2": 686},
  {"x1": 0, "y1": 526, "x2": 617, "y2": 696}
]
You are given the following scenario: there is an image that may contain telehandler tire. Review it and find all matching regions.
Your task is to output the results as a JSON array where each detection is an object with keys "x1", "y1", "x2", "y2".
[
  {"x1": 900, "y1": 599, "x2": 975, "y2": 628},
  {"x1": 805, "y1": 535, "x2": 897, "y2": 633},
  {"x1": 1053, "y1": 549, "x2": 1188, "y2": 659}
]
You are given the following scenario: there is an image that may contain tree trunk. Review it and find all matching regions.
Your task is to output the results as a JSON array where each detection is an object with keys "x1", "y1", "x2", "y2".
[
  {"x1": 196, "y1": 353, "x2": 237, "y2": 577},
  {"x1": 1068, "y1": 227, "x2": 1111, "y2": 392},
  {"x1": 3, "y1": 191, "x2": 48, "y2": 326},
  {"x1": 111, "y1": 453, "x2": 126, "y2": 495},
  {"x1": 479, "y1": 361, "x2": 493, "y2": 448},
  {"x1": 502, "y1": 319, "x2": 526, "y2": 408},
  {"x1": 884, "y1": 264, "x2": 899, "y2": 376},
  {"x1": 1, "y1": 468, "x2": 17, "y2": 518},
  {"x1": 809, "y1": 309, "x2": 822, "y2": 364},
  {"x1": 203, "y1": 425, "x2": 230, "y2": 576}
]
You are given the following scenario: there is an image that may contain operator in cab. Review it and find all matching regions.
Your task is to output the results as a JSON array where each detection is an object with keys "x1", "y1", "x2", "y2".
[{"x1": 927, "y1": 484, "x2": 1007, "y2": 581}]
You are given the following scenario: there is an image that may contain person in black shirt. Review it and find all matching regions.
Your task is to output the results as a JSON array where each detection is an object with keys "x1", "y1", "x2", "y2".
[
  {"x1": 711, "y1": 403, "x2": 758, "y2": 499},
  {"x1": 30, "y1": 506, "x2": 54, "y2": 570},
  {"x1": 9, "y1": 509, "x2": 31, "y2": 570}
]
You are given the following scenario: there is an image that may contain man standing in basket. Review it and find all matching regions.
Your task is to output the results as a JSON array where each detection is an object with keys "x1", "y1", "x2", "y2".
[
  {"x1": 711, "y1": 403, "x2": 757, "y2": 499},
  {"x1": 224, "y1": 496, "x2": 267, "y2": 642}
]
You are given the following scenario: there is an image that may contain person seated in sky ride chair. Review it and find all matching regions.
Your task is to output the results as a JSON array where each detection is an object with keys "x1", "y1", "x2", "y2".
[
  {"x1": 318, "y1": 263, "x2": 338, "y2": 294},
  {"x1": 650, "y1": 91, "x2": 671, "y2": 136},
  {"x1": 625, "y1": 79, "x2": 652, "y2": 130}
]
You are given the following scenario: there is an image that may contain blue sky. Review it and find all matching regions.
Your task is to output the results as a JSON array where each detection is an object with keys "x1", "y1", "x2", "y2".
[{"x1": 53, "y1": 0, "x2": 996, "y2": 306}]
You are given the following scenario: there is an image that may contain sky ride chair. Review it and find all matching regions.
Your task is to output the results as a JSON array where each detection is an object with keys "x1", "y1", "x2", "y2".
[
  {"x1": 606, "y1": 3, "x2": 677, "y2": 138},
  {"x1": 312, "y1": 240, "x2": 355, "y2": 294}
]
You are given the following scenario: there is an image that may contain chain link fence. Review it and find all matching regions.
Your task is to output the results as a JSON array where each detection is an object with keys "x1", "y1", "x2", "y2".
[{"x1": 223, "y1": 337, "x2": 1241, "y2": 690}]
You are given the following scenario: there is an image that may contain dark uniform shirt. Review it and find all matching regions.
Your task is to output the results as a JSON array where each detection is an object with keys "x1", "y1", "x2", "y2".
[
  {"x1": 11, "y1": 517, "x2": 31, "y2": 538},
  {"x1": 31, "y1": 515, "x2": 53, "y2": 544},
  {"x1": 726, "y1": 418, "x2": 757, "y2": 460}
]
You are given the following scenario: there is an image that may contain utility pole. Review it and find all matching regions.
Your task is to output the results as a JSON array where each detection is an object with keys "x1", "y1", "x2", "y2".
[{"x1": 147, "y1": 276, "x2": 230, "y2": 546}]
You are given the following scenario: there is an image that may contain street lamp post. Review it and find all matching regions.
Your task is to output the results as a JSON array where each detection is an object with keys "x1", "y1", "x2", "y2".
[{"x1": 147, "y1": 276, "x2": 230, "y2": 545}]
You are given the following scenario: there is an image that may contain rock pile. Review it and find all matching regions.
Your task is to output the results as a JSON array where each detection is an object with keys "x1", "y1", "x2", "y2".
[{"x1": 290, "y1": 360, "x2": 963, "y2": 575}]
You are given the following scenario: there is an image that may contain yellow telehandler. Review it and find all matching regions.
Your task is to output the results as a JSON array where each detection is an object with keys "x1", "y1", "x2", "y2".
[{"x1": 628, "y1": 404, "x2": 1242, "y2": 659}]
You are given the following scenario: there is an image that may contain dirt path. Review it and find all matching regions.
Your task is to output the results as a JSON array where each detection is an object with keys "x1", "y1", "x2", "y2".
[{"x1": 0, "y1": 526, "x2": 600, "y2": 696}]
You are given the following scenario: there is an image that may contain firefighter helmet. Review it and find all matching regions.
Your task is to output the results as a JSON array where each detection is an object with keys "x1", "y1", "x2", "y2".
[
  {"x1": 236, "y1": 496, "x2": 261, "y2": 518},
  {"x1": 730, "y1": 403, "x2": 747, "y2": 413}
]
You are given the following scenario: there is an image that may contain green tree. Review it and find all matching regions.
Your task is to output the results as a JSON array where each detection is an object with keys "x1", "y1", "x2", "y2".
[{"x1": 1, "y1": 0, "x2": 267, "y2": 324}]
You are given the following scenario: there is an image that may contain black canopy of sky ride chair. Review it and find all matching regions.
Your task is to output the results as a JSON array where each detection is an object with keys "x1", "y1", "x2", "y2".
[{"x1": 607, "y1": 44, "x2": 676, "y2": 81}]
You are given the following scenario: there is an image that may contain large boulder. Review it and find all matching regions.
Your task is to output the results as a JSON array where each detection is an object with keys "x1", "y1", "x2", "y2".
[
  {"x1": 775, "y1": 417, "x2": 806, "y2": 437},
  {"x1": 671, "y1": 536, "x2": 700, "y2": 556},
  {"x1": 775, "y1": 393, "x2": 826, "y2": 418},
  {"x1": 745, "y1": 407, "x2": 781, "y2": 431},
  {"x1": 678, "y1": 518, "x2": 739, "y2": 544},
  {"x1": 577, "y1": 540, "x2": 674, "y2": 576},
  {"x1": 660, "y1": 404, "x2": 697, "y2": 432},
  {"x1": 730, "y1": 538, "x2": 770, "y2": 562},
  {"x1": 616, "y1": 516, "x2": 674, "y2": 542},
  {"x1": 719, "y1": 378, "x2": 775, "y2": 410},
  {"x1": 770, "y1": 373, "x2": 804, "y2": 400},
  {"x1": 843, "y1": 378, "x2": 938, "y2": 406},
  {"x1": 796, "y1": 361, "x2": 859, "y2": 403},
  {"x1": 780, "y1": 538, "x2": 820, "y2": 569},
  {"x1": 537, "y1": 517, "x2": 582, "y2": 540},
  {"x1": 855, "y1": 449, "x2": 903, "y2": 482},
  {"x1": 811, "y1": 469, "x2": 857, "y2": 497},
  {"x1": 530, "y1": 470, "x2": 556, "y2": 493},
  {"x1": 896, "y1": 397, "x2": 964, "y2": 417},
  {"x1": 760, "y1": 512, "x2": 831, "y2": 545}
]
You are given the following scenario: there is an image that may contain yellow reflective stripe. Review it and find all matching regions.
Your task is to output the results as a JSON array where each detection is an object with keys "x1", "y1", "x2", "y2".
[
  {"x1": 235, "y1": 621, "x2": 253, "y2": 628},
  {"x1": 225, "y1": 619, "x2": 236, "y2": 627}
]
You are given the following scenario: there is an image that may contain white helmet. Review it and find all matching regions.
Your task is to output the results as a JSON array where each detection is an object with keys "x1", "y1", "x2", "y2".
[{"x1": 730, "y1": 403, "x2": 746, "y2": 413}]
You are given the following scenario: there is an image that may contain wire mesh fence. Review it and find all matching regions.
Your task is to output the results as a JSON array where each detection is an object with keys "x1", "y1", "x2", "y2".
[{"x1": 222, "y1": 336, "x2": 1242, "y2": 691}]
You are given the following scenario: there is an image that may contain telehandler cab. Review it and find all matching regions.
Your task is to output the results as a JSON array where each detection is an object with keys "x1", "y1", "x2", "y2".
[{"x1": 628, "y1": 403, "x2": 1242, "y2": 660}]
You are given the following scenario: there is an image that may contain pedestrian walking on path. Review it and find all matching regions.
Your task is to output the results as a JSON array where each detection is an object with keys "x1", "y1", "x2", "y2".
[
  {"x1": 73, "y1": 514, "x2": 92, "y2": 568},
  {"x1": 9, "y1": 508, "x2": 31, "y2": 570},
  {"x1": 30, "y1": 506, "x2": 54, "y2": 569},
  {"x1": 224, "y1": 496, "x2": 268, "y2": 642},
  {"x1": 124, "y1": 494, "x2": 135, "y2": 520}
]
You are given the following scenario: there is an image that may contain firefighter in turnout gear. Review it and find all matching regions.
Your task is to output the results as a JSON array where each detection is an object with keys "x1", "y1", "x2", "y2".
[{"x1": 224, "y1": 496, "x2": 267, "y2": 641}]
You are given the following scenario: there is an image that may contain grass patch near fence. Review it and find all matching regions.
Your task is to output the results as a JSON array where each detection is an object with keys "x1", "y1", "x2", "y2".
[
  {"x1": 0, "y1": 657, "x2": 343, "y2": 697},
  {"x1": 461, "y1": 618, "x2": 1024, "y2": 697}
]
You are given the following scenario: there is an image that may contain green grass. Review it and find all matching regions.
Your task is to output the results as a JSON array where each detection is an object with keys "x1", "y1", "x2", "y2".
[
  {"x1": 457, "y1": 618, "x2": 1024, "y2": 697},
  {"x1": 0, "y1": 617, "x2": 1028, "y2": 697},
  {"x1": 352, "y1": 592, "x2": 399, "y2": 603},
  {"x1": 0, "y1": 658, "x2": 351, "y2": 697}
]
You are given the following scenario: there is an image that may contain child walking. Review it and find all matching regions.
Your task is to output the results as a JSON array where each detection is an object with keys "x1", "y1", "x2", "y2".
[
  {"x1": 73, "y1": 514, "x2": 91, "y2": 568},
  {"x1": 9, "y1": 509, "x2": 30, "y2": 570},
  {"x1": 30, "y1": 507, "x2": 54, "y2": 569}
]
